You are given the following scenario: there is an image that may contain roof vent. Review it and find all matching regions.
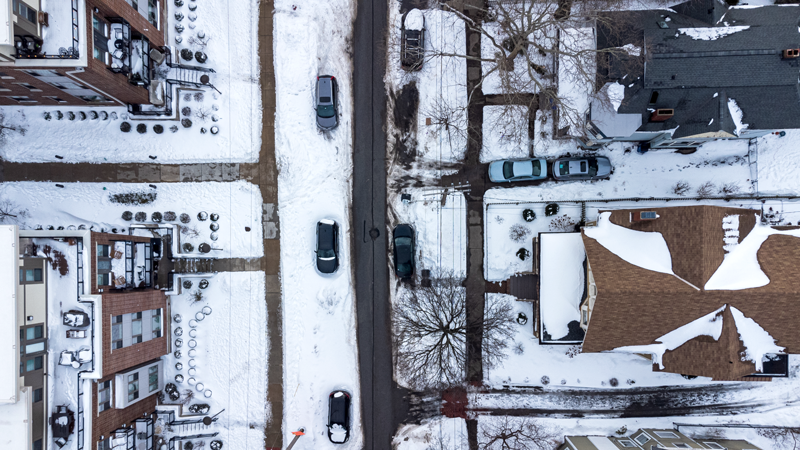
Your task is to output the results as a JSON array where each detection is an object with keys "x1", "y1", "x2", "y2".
[
  {"x1": 783, "y1": 49, "x2": 800, "y2": 59},
  {"x1": 650, "y1": 109, "x2": 674, "y2": 122}
]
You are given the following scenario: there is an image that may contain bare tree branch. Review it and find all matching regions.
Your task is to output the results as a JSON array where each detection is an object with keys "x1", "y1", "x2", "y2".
[{"x1": 478, "y1": 417, "x2": 558, "y2": 450}]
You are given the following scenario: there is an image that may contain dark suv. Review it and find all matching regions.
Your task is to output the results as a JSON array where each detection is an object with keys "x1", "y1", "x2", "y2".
[
  {"x1": 316, "y1": 75, "x2": 338, "y2": 130},
  {"x1": 315, "y1": 220, "x2": 339, "y2": 274},
  {"x1": 327, "y1": 390, "x2": 351, "y2": 444}
]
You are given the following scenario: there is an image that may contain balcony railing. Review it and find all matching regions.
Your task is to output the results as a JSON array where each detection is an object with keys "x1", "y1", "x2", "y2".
[{"x1": 15, "y1": 0, "x2": 80, "y2": 59}]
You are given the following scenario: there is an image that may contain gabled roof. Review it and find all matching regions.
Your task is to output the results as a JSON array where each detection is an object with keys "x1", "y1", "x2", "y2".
[{"x1": 581, "y1": 206, "x2": 800, "y2": 379}]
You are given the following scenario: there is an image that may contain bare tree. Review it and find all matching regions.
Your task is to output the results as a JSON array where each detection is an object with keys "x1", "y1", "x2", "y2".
[
  {"x1": 0, "y1": 198, "x2": 29, "y2": 224},
  {"x1": 0, "y1": 111, "x2": 27, "y2": 147},
  {"x1": 393, "y1": 272, "x2": 516, "y2": 390},
  {"x1": 422, "y1": 96, "x2": 469, "y2": 153},
  {"x1": 421, "y1": 0, "x2": 648, "y2": 138},
  {"x1": 758, "y1": 428, "x2": 800, "y2": 450},
  {"x1": 478, "y1": 417, "x2": 558, "y2": 450}
]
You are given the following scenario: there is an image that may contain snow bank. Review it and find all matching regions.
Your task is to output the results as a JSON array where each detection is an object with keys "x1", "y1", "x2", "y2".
[
  {"x1": 678, "y1": 26, "x2": 749, "y2": 40},
  {"x1": 727, "y1": 98, "x2": 748, "y2": 136},
  {"x1": 705, "y1": 218, "x2": 800, "y2": 290},
  {"x1": 404, "y1": 9, "x2": 424, "y2": 31},
  {"x1": 606, "y1": 82, "x2": 625, "y2": 112},
  {"x1": 539, "y1": 233, "x2": 585, "y2": 341},
  {"x1": 0, "y1": 181, "x2": 263, "y2": 258},
  {"x1": 730, "y1": 306, "x2": 784, "y2": 372},
  {"x1": 164, "y1": 272, "x2": 267, "y2": 450},
  {"x1": 612, "y1": 306, "x2": 726, "y2": 369},
  {"x1": 583, "y1": 212, "x2": 674, "y2": 275},
  {"x1": 393, "y1": 417, "x2": 467, "y2": 450},
  {"x1": 481, "y1": 105, "x2": 530, "y2": 163}
]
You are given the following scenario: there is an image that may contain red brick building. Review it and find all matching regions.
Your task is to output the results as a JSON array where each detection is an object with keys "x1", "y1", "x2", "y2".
[{"x1": 0, "y1": 0, "x2": 166, "y2": 107}]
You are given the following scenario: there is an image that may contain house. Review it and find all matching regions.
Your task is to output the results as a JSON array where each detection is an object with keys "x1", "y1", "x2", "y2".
[
  {"x1": 584, "y1": 0, "x2": 800, "y2": 150},
  {"x1": 0, "y1": 0, "x2": 165, "y2": 107},
  {"x1": 0, "y1": 225, "x2": 169, "y2": 450},
  {"x1": 579, "y1": 205, "x2": 796, "y2": 380},
  {"x1": 558, "y1": 428, "x2": 761, "y2": 450}
]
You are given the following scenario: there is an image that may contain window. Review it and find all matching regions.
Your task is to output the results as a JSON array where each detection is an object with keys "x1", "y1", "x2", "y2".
[
  {"x1": 22, "y1": 268, "x2": 43, "y2": 282},
  {"x1": 112, "y1": 315, "x2": 123, "y2": 349},
  {"x1": 649, "y1": 91, "x2": 659, "y2": 104},
  {"x1": 33, "y1": 388, "x2": 42, "y2": 403},
  {"x1": 148, "y1": 365, "x2": 158, "y2": 392},
  {"x1": 672, "y1": 444, "x2": 690, "y2": 448},
  {"x1": 0, "y1": 72, "x2": 13, "y2": 79},
  {"x1": 640, "y1": 211, "x2": 657, "y2": 219},
  {"x1": 152, "y1": 309, "x2": 162, "y2": 338},
  {"x1": 635, "y1": 434, "x2": 650, "y2": 445},
  {"x1": 33, "y1": 440, "x2": 42, "y2": 450},
  {"x1": 98, "y1": 380, "x2": 112, "y2": 412},
  {"x1": 26, "y1": 356, "x2": 43, "y2": 372},
  {"x1": 127, "y1": 373, "x2": 139, "y2": 401},
  {"x1": 25, "y1": 342, "x2": 45, "y2": 354},
  {"x1": 7, "y1": 96, "x2": 36, "y2": 103},
  {"x1": 98, "y1": 273, "x2": 110, "y2": 286},
  {"x1": 12, "y1": 0, "x2": 37, "y2": 23},
  {"x1": 77, "y1": 94, "x2": 113, "y2": 103},
  {"x1": 703, "y1": 444, "x2": 724, "y2": 449},
  {"x1": 131, "y1": 312, "x2": 143, "y2": 344},
  {"x1": 132, "y1": 0, "x2": 139, "y2": 10},
  {"x1": 92, "y1": 16, "x2": 104, "y2": 34},
  {"x1": 24, "y1": 69, "x2": 61, "y2": 78},
  {"x1": 97, "y1": 244, "x2": 109, "y2": 257},
  {"x1": 14, "y1": 82, "x2": 40, "y2": 91},
  {"x1": 92, "y1": 16, "x2": 109, "y2": 63},
  {"x1": 49, "y1": 81, "x2": 85, "y2": 90},
  {"x1": 98, "y1": 437, "x2": 112, "y2": 450},
  {"x1": 46, "y1": 96, "x2": 67, "y2": 104},
  {"x1": 617, "y1": 441, "x2": 636, "y2": 448},
  {"x1": 148, "y1": 0, "x2": 158, "y2": 26},
  {"x1": 25, "y1": 326, "x2": 43, "y2": 340},
  {"x1": 655, "y1": 432, "x2": 679, "y2": 439}
]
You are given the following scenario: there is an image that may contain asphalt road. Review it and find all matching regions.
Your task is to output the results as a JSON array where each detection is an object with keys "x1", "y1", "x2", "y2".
[{"x1": 353, "y1": 0, "x2": 410, "y2": 449}]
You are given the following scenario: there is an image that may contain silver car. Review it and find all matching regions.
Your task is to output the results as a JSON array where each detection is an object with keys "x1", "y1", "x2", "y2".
[
  {"x1": 552, "y1": 156, "x2": 612, "y2": 180},
  {"x1": 488, "y1": 158, "x2": 548, "y2": 183},
  {"x1": 316, "y1": 75, "x2": 338, "y2": 130}
]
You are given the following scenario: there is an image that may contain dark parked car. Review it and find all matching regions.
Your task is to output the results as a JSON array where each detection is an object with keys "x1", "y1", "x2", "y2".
[
  {"x1": 327, "y1": 390, "x2": 351, "y2": 444},
  {"x1": 552, "y1": 156, "x2": 611, "y2": 180},
  {"x1": 401, "y1": 9, "x2": 425, "y2": 70},
  {"x1": 393, "y1": 224, "x2": 415, "y2": 279},
  {"x1": 315, "y1": 220, "x2": 339, "y2": 274},
  {"x1": 488, "y1": 158, "x2": 548, "y2": 183},
  {"x1": 315, "y1": 75, "x2": 338, "y2": 130}
]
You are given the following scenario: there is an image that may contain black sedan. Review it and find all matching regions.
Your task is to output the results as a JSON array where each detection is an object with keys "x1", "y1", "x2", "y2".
[
  {"x1": 393, "y1": 224, "x2": 415, "y2": 279},
  {"x1": 327, "y1": 390, "x2": 351, "y2": 444},
  {"x1": 315, "y1": 220, "x2": 339, "y2": 274}
]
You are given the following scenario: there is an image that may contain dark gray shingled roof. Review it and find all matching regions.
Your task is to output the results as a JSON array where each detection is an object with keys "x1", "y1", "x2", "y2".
[{"x1": 597, "y1": 2, "x2": 800, "y2": 139}]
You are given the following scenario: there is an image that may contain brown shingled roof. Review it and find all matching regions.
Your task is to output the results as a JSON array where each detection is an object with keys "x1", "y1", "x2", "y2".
[{"x1": 581, "y1": 205, "x2": 797, "y2": 380}]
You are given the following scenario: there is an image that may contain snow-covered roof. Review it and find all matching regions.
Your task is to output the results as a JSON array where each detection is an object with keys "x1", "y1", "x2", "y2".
[
  {"x1": 538, "y1": 233, "x2": 585, "y2": 342},
  {"x1": 0, "y1": 386, "x2": 31, "y2": 448},
  {"x1": 0, "y1": 225, "x2": 19, "y2": 404},
  {"x1": 0, "y1": 1, "x2": 12, "y2": 48},
  {"x1": 583, "y1": 211, "x2": 674, "y2": 275},
  {"x1": 404, "y1": 9, "x2": 424, "y2": 31}
]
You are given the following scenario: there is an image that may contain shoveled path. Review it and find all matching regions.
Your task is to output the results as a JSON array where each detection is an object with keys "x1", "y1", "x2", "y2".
[{"x1": 0, "y1": 161, "x2": 257, "y2": 183}]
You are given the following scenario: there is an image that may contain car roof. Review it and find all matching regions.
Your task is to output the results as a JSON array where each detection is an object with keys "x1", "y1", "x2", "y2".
[{"x1": 329, "y1": 391, "x2": 349, "y2": 424}]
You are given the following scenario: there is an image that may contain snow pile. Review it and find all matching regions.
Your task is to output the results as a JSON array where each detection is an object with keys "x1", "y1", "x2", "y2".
[
  {"x1": 606, "y1": 82, "x2": 625, "y2": 112},
  {"x1": 329, "y1": 424, "x2": 348, "y2": 443},
  {"x1": 727, "y1": 98, "x2": 748, "y2": 136},
  {"x1": 705, "y1": 217, "x2": 800, "y2": 290},
  {"x1": 539, "y1": 233, "x2": 585, "y2": 341},
  {"x1": 404, "y1": 9, "x2": 424, "y2": 31},
  {"x1": 678, "y1": 26, "x2": 749, "y2": 40},
  {"x1": 583, "y1": 212, "x2": 674, "y2": 275},
  {"x1": 730, "y1": 306, "x2": 784, "y2": 372},
  {"x1": 612, "y1": 306, "x2": 727, "y2": 369},
  {"x1": 620, "y1": 43, "x2": 641, "y2": 56},
  {"x1": 480, "y1": 105, "x2": 530, "y2": 163},
  {"x1": 557, "y1": 27, "x2": 595, "y2": 131},
  {"x1": 722, "y1": 214, "x2": 740, "y2": 255}
]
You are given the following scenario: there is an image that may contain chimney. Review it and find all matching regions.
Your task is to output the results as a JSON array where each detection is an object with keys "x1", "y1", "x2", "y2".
[
  {"x1": 783, "y1": 49, "x2": 800, "y2": 59},
  {"x1": 650, "y1": 108, "x2": 674, "y2": 122}
]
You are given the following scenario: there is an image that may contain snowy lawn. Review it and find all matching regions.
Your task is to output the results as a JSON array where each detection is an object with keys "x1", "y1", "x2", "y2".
[
  {"x1": 0, "y1": 0, "x2": 260, "y2": 164},
  {"x1": 756, "y1": 129, "x2": 800, "y2": 195},
  {"x1": 481, "y1": 105, "x2": 531, "y2": 163},
  {"x1": 0, "y1": 181, "x2": 264, "y2": 258},
  {"x1": 163, "y1": 272, "x2": 267, "y2": 450},
  {"x1": 274, "y1": 0, "x2": 362, "y2": 448},
  {"x1": 389, "y1": 190, "x2": 467, "y2": 279},
  {"x1": 386, "y1": 8, "x2": 468, "y2": 164},
  {"x1": 480, "y1": 21, "x2": 551, "y2": 96},
  {"x1": 393, "y1": 417, "x2": 467, "y2": 450}
]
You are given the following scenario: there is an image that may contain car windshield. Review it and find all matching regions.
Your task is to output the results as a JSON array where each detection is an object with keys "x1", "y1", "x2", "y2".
[
  {"x1": 318, "y1": 248, "x2": 335, "y2": 259},
  {"x1": 318, "y1": 104, "x2": 335, "y2": 118},
  {"x1": 588, "y1": 158, "x2": 598, "y2": 177},
  {"x1": 397, "y1": 262, "x2": 412, "y2": 274},
  {"x1": 502, "y1": 161, "x2": 514, "y2": 179},
  {"x1": 396, "y1": 237, "x2": 412, "y2": 247},
  {"x1": 558, "y1": 161, "x2": 568, "y2": 175},
  {"x1": 531, "y1": 160, "x2": 541, "y2": 176}
]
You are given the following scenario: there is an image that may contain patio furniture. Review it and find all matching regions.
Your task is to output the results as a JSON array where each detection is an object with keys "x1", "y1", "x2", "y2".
[
  {"x1": 62, "y1": 310, "x2": 90, "y2": 328},
  {"x1": 58, "y1": 347, "x2": 92, "y2": 368},
  {"x1": 66, "y1": 330, "x2": 86, "y2": 339}
]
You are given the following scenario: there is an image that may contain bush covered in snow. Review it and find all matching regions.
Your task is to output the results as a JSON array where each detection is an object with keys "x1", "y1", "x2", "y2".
[
  {"x1": 109, "y1": 191, "x2": 157, "y2": 205},
  {"x1": 137, "y1": 123, "x2": 147, "y2": 134},
  {"x1": 522, "y1": 209, "x2": 535, "y2": 222},
  {"x1": 151, "y1": 212, "x2": 163, "y2": 223},
  {"x1": 164, "y1": 211, "x2": 177, "y2": 221},
  {"x1": 509, "y1": 224, "x2": 531, "y2": 242},
  {"x1": 697, "y1": 181, "x2": 716, "y2": 198},
  {"x1": 545, "y1": 203, "x2": 559, "y2": 216},
  {"x1": 122, "y1": 211, "x2": 133, "y2": 221},
  {"x1": 135, "y1": 212, "x2": 147, "y2": 222},
  {"x1": 120, "y1": 122, "x2": 132, "y2": 132},
  {"x1": 180, "y1": 213, "x2": 191, "y2": 224},
  {"x1": 183, "y1": 243, "x2": 194, "y2": 253},
  {"x1": 672, "y1": 181, "x2": 690, "y2": 196},
  {"x1": 516, "y1": 248, "x2": 530, "y2": 261},
  {"x1": 719, "y1": 181, "x2": 740, "y2": 196},
  {"x1": 153, "y1": 124, "x2": 164, "y2": 134},
  {"x1": 182, "y1": 118, "x2": 193, "y2": 128}
]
